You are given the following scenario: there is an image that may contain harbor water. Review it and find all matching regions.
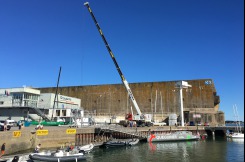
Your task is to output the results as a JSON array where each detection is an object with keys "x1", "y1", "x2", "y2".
[
  {"x1": 84, "y1": 137, "x2": 244, "y2": 162},
  {"x1": 5, "y1": 136, "x2": 244, "y2": 162}
]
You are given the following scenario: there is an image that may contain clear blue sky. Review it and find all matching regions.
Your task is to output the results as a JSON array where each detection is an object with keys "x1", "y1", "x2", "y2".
[{"x1": 0, "y1": 0, "x2": 244, "y2": 121}]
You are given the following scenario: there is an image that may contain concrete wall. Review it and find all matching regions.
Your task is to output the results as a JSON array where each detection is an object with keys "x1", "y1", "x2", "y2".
[
  {"x1": 0, "y1": 129, "x2": 33, "y2": 155},
  {"x1": 39, "y1": 79, "x2": 224, "y2": 125},
  {"x1": 0, "y1": 127, "x2": 95, "y2": 155}
]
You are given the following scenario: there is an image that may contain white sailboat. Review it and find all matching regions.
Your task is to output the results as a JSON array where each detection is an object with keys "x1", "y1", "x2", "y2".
[{"x1": 227, "y1": 104, "x2": 244, "y2": 139}]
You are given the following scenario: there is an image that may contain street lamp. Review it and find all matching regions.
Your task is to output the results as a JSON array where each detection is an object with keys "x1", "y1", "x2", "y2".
[{"x1": 175, "y1": 81, "x2": 192, "y2": 127}]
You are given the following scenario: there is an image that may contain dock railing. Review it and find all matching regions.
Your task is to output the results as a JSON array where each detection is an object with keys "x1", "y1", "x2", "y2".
[{"x1": 95, "y1": 125, "x2": 148, "y2": 139}]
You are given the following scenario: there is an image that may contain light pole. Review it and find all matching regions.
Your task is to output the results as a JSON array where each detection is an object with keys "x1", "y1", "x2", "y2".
[
  {"x1": 175, "y1": 81, "x2": 192, "y2": 127},
  {"x1": 154, "y1": 89, "x2": 157, "y2": 122},
  {"x1": 172, "y1": 89, "x2": 176, "y2": 113}
]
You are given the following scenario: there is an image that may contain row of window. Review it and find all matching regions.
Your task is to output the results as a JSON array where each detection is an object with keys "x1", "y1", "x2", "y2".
[{"x1": 12, "y1": 93, "x2": 39, "y2": 101}]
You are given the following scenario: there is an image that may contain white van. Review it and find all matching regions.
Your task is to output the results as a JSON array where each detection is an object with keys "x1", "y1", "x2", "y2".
[
  {"x1": 2, "y1": 120, "x2": 18, "y2": 127},
  {"x1": 10, "y1": 120, "x2": 18, "y2": 127},
  {"x1": 0, "y1": 120, "x2": 12, "y2": 130},
  {"x1": 152, "y1": 122, "x2": 167, "y2": 126}
]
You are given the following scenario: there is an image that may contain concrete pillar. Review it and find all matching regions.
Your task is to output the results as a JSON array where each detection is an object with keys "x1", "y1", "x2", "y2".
[
  {"x1": 85, "y1": 134, "x2": 88, "y2": 144},
  {"x1": 91, "y1": 133, "x2": 94, "y2": 142},
  {"x1": 82, "y1": 134, "x2": 84, "y2": 145}
]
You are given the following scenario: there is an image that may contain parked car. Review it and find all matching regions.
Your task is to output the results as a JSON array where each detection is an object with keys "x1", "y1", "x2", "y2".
[
  {"x1": 204, "y1": 122, "x2": 210, "y2": 126},
  {"x1": 153, "y1": 122, "x2": 167, "y2": 126},
  {"x1": 189, "y1": 121, "x2": 195, "y2": 126},
  {"x1": 6, "y1": 120, "x2": 17, "y2": 127},
  {"x1": 0, "y1": 120, "x2": 11, "y2": 131}
]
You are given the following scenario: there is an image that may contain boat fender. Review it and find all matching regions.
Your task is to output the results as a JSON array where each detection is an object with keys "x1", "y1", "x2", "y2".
[{"x1": 11, "y1": 156, "x2": 19, "y2": 162}]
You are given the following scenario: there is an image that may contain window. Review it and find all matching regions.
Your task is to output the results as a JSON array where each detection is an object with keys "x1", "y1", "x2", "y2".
[
  {"x1": 56, "y1": 110, "x2": 60, "y2": 116},
  {"x1": 62, "y1": 110, "x2": 66, "y2": 116}
]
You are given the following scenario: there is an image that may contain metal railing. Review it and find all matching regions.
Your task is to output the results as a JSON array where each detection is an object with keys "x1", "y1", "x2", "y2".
[{"x1": 95, "y1": 125, "x2": 148, "y2": 139}]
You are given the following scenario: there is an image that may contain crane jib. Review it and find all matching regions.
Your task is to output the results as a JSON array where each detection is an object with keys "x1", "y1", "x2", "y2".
[
  {"x1": 84, "y1": 2, "x2": 142, "y2": 117},
  {"x1": 85, "y1": 4, "x2": 125, "y2": 81}
]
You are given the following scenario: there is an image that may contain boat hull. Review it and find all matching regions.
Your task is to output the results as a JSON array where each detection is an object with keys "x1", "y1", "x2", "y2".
[
  {"x1": 147, "y1": 131, "x2": 200, "y2": 142},
  {"x1": 128, "y1": 139, "x2": 140, "y2": 146},
  {"x1": 29, "y1": 153, "x2": 85, "y2": 162},
  {"x1": 227, "y1": 133, "x2": 244, "y2": 139},
  {"x1": 101, "y1": 138, "x2": 140, "y2": 147},
  {"x1": 102, "y1": 141, "x2": 127, "y2": 148},
  {"x1": 31, "y1": 121, "x2": 66, "y2": 126},
  {"x1": 78, "y1": 143, "x2": 94, "y2": 153}
]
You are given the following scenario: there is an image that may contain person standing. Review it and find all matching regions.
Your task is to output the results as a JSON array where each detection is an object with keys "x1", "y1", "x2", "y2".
[
  {"x1": 34, "y1": 144, "x2": 41, "y2": 153},
  {"x1": 0, "y1": 143, "x2": 6, "y2": 158},
  {"x1": 4, "y1": 120, "x2": 7, "y2": 131},
  {"x1": 18, "y1": 122, "x2": 22, "y2": 130}
]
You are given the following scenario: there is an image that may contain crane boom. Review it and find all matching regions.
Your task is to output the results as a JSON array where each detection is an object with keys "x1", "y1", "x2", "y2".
[{"x1": 84, "y1": 2, "x2": 142, "y2": 117}]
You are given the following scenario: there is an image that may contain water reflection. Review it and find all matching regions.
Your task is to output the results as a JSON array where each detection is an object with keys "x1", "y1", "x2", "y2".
[
  {"x1": 8, "y1": 138, "x2": 243, "y2": 162},
  {"x1": 149, "y1": 141, "x2": 198, "y2": 151},
  {"x1": 227, "y1": 138, "x2": 244, "y2": 143},
  {"x1": 148, "y1": 141, "x2": 198, "y2": 161},
  {"x1": 226, "y1": 137, "x2": 244, "y2": 162}
]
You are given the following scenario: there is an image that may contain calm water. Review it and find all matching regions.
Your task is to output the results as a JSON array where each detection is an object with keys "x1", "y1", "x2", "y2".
[
  {"x1": 8, "y1": 137, "x2": 244, "y2": 162},
  {"x1": 84, "y1": 137, "x2": 244, "y2": 162}
]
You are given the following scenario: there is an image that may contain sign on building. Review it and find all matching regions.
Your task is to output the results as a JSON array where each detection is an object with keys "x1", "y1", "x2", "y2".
[{"x1": 193, "y1": 114, "x2": 201, "y2": 118}]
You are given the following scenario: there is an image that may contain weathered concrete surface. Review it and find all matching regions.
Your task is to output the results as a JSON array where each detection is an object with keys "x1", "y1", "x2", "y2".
[
  {"x1": 0, "y1": 126, "x2": 94, "y2": 155},
  {"x1": 0, "y1": 127, "x2": 35, "y2": 155},
  {"x1": 39, "y1": 79, "x2": 224, "y2": 125},
  {"x1": 1, "y1": 124, "x2": 229, "y2": 156}
]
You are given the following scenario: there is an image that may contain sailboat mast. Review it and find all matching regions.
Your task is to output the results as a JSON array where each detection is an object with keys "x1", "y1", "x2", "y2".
[
  {"x1": 51, "y1": 66, "x2": 62, "y2": 121},
  {"x1": 233, "y1": 104, "x2": 239, "y2": 133},
  {"x1": 234, "y1": 104, "x2": 241, "y2": 133}
]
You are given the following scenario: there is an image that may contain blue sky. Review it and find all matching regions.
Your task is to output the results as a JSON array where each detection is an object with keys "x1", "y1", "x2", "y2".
[{"x1": 0, "y1": 0, "x2": 244, "y2": 121}]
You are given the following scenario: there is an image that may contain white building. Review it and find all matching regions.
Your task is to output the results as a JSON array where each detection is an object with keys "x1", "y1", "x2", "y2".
[
  {"x1": 39, "y1": 93, "x2": 81, "y2": 109},
  {"x1": 38, "y1": 93, "x2": 83, "y2": 120},
  {"x1": 0, "y1": 88, "x2": 85, "y2": 123},
  {"x1": 0, "y1": 87, "x2": 40, "y2": 108}
]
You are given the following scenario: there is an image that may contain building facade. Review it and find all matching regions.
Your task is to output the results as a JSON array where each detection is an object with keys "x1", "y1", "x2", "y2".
[
  {"x1": 39, "y1": 79, "x2": 225, "y2": 126},
  {"x1": 38, "y1": 93, "x2": 82, "y2": 120},
  {"x1": 0, "y1": 87, "x2": 40, "y2": 108},
  {"x1": 0, "y1": 88, "x2": 83, "y2": 121}
]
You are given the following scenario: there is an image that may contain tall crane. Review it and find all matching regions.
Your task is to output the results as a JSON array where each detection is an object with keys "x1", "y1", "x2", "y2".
[{"x1": 84, "y1": 2, "x2": 152, "y2": 126}]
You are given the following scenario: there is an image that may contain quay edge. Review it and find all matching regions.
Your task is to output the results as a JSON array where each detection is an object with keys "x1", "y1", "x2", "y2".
[{"x1": 0, "y1": 125, "x2": 232, "y2": 155}]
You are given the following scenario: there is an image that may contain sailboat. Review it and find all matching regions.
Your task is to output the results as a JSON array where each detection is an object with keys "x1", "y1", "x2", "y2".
[{"x1": 227, "y1": 104, "x2": 244, "y2": 139}]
